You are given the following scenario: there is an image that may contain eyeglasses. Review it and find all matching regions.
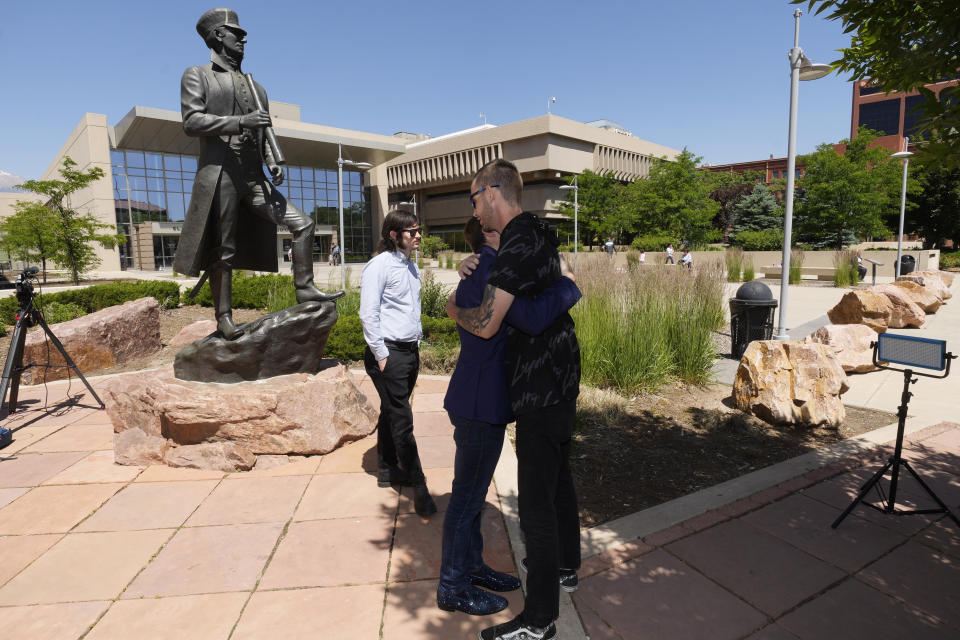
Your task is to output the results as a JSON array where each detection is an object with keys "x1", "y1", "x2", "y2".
[
  {"x1": 402, "y1": 227, "x2": 421, "y2": 236},
  {"x1": 470, "y1": 184, "x2": 500, "y2": 208}
]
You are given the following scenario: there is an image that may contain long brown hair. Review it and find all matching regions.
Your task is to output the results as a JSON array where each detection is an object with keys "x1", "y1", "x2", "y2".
[{"x1": 377, "y1": 209, "x2": 419, "y2": 253}]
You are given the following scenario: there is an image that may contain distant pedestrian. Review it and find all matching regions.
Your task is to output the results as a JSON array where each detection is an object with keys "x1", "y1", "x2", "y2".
[
  {"x1": 604, "y1": 237, "x2": 615, "y2": 259},
  {"x1": 665, "y1": 243, "x2": 675, "y2": 264},
  {"x1": 681, "y1": 249, "x2": 692, "y2": 269},
  {"x1": 638, "y1": 248, "x2": 646, "y2": 264},
  {"x1": 856, "y1": 252, "x2": 867, "y2": 281}
]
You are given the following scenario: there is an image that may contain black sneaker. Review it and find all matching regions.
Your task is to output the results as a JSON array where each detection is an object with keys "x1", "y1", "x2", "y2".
[
  {"x1": 478, "y1": 615, "x2": 556, "y2": 640},
  {"x1": 519, "y1": 557, "x2": 579, "y2": 593},
  {"x1": 437, "y1": 584, "x2": 508, "y2": 616}
]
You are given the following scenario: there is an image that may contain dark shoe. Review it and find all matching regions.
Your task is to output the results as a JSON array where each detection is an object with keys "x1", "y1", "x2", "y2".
[
  {"x1": 295, "y1": 285, "x2": 346, "y2": 304},
  {"x1": 469, "y1": 565, "x2": 521, "y2": 592},
  {"x1": 479, "y1": 615, "x2": 556, "y2": 640},
  {"x1": 413, "y1": 484, "x2": 437, "y2": 517},
  {"x1": 377, "y1": 466, "x2": 415, "y2": 488},
  {"x1": 437, "y1": 584, "x2": 507, "y2": 616},
  {"x1": 216, "y1": 314, "x2": 244, "y2": 340},
  {"x1": 520, "y1": 558, "x2": 579, "y2": 593}
]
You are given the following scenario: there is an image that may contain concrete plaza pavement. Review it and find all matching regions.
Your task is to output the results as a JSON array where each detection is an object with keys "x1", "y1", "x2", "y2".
[{"x1": 0, "y1": 268, "x2": 958, "y2": 638}]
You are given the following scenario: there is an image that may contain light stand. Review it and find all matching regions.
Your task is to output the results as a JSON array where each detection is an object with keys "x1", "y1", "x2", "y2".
[
  {"x1": 832, "y1": 334, "x2": 959, "y2": 529},
  {"x1": 891, "y1": 139, "x2": 913, "y2": 278},
  {"x1": 336, "y1": 143, "x2": 373, "y2": 291},
  {"x1": 559, "y1": 176, "x2": 579, "y2": 270}
]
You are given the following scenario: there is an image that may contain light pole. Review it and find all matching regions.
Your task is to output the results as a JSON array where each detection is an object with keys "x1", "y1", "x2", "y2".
[
  {"x1": 559, "y1": 176, "x2": 579, "y2": 270},
  {"x1": 337, "y1": 142, "x2": 372, "y2": 291},
  {"x1": 398, "y1": 194, "x2": 417, "y2": 219},
  {"x1": 547, "y1": 96, "x2": 556, "y2": 114},
  {"x1": 891, "y1": 138, "x2": 913, "y2": 279},
  {"x1": 774, "y1": 9, "x2": 831, "y2": 341}
]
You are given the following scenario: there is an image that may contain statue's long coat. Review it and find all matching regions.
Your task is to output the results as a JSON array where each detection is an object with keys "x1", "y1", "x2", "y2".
[{"x1": 172, "y1": 61, "x2": 278, "y2": 277}]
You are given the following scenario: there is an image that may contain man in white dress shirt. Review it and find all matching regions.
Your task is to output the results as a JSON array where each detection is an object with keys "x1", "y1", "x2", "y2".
[{"x1": 359, "y1": 210, "x2": 437, "y2": 517}]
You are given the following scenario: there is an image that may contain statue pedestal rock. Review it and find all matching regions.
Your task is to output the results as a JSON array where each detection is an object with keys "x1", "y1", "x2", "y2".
[
  {"x1": 104, "y1": 301, "x2": 376, "y2": 471},
  {"x1": 103, "y1": 363, "x2": 377, "y2": 471}
]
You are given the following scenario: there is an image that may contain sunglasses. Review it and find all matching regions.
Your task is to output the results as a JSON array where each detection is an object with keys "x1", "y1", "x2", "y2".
[
  {"x1": 402, "y1": 227, "x2": 421, "y2": 236},
  {"x1": 470, "y1": 184, "x2": 500, "y2": 208}
]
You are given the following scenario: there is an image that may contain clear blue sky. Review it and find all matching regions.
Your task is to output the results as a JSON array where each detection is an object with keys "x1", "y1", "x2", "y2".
[{"x1": 0, "y1": 0, "x2": 854, "y2": 181}]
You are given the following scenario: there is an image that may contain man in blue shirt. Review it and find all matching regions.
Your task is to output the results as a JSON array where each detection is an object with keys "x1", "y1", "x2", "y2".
[{"x1": 359, "y1": 210, "x2": 436, "y2": 517}]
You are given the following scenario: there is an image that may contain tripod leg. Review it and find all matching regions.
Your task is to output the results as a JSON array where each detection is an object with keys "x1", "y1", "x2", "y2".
[
  {"x1": 832, "y1": 459, "x2": 894, "y2": 529},
  {"x1": 34, "y1": 315, "x2": 105, "y2": 409},
  {"x1": 0, "y1": 315, "x2": 29, "y2": 416},
  {"x1": 899, "y1": 459, "x2": 960, "y2": 529}
]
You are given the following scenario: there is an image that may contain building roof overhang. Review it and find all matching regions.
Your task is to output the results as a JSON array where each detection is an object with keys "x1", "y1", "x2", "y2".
[{"x1": 112, "y1": 106, "x2": 407, "y2": 167}]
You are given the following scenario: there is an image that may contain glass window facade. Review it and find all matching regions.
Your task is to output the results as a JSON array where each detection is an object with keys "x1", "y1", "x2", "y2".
[
  {"x1": 904, "y1": 94, "x2": 929, "y2": 138},
  {"x1": 427, "y1": 225, "x2": 469, "y2": 253},
  {"x1": 111, "y1": 148, "x2": 371, "y2": 268},
  {"x1": 858, "y1": 98, "x2": 900, "y2": 136}
]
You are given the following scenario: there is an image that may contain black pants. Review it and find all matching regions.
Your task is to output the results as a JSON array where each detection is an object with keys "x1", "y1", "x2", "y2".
[
  {"x1": 516, "y1": 400, "x2": 581, "y2": 627},
  {"x1": 364, "y1": 343, "x2": 425, "y2": 485}
]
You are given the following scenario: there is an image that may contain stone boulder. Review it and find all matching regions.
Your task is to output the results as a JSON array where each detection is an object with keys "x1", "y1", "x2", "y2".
[
  {"x1": 897, "y1": 273, "x2": 951, "y2": 301},
  {"x1": 169, "y1": 320, "x2": 217, "y2": 346},
  {"x1": 174, "y1": 301, "x2": 337, "y2": 383},
  {"x1": 21, "y1": 297, "x2": 161, "y2": 385},
  {"x1": 734, "y1": 341, "x2": 849, "y2": 427},
  {"x1": 889, "y1": 280, "x2": 943, "y2": 314},
  {"x1": 913, "y1": 270, "x2": 954, "y2": 296},
  {"x1": 872, "y1": 284, "x2": 925, "y2": 328},
  {"x1": 826, "y1": 290, "x2": 893, "y2": 333},
  {"x1": 930, "y1": 270, "x2": 955, "y2": 287},
  {"x1": 103, "y1": 363, "x2": 378, "y2": 471},
  {"x1": 804, "y1": 324, "x2": 878, "y2": 373}
]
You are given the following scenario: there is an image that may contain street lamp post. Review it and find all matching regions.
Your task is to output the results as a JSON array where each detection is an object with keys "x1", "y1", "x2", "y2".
[
  {"x1": 337, "y1": 142, "x2": 372, "y2": 291},
  {"x1": 891, "y1": 138, "x2": 914, "y2": 279},
  {"x1": 559, "y1": 176, "x2": 579, "y2": 270},
  {"x1": 774, "y1": 9, "x2": 832, "y2": 341},
  {"x1": 398, "y1": 194, "x2": 417, "y2": 219}
]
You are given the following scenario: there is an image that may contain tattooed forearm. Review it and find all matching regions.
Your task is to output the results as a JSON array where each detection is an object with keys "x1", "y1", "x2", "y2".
[{"x1": 457, "y1": 284, "x2": 498, "y2": 336}]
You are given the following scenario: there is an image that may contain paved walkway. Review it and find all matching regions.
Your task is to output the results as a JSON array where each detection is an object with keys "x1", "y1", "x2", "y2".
[{"x1": 1, "y1": 272, "x2": 958, "y2": 639}]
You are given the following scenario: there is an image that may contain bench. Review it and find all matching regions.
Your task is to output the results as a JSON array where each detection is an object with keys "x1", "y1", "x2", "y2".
[{"x1": 762, "y1": 266, "x2": 837, "y2": 280}]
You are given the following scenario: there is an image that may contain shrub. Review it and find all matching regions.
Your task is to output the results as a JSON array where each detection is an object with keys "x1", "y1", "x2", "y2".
[
  {"x1": 789, "y1": 249, "x2": 804, "y2": 285},
  {"x1": 37, "y1": 301, "x2": 86, "y2": 324},
  {"x1": 725, "y1": 248, "x2": 744, "y2": 282},
  {"x1": 558, "y1": 242, "x2": 586, "y2": 253},
  {"x1": 742, "y1": 259, "x2": 755, "y2": 282},
  {"x1": 572, "y1": 254, "x2": 725, "y2": 392},
  {"x1": 625, "y1": 251, "x2": 639, "y2": 271},
  {"x1": 832, "y1": 250, "x2": 859, "y2": 287},
  {"x1": 335, "y1": 289, "x2": 361, "y2": 317},
  {"x1": 323, "y1": 314, "x2": 459, "y2": 365},
  {"x1": 940, "y1": 251, "x2": 960, "y2": 270},
  {"x1": 188, "y1": 272, "x2": 339, "y2": 309},
  {"x1": 419, "y1": 235, "x2": 448, "y2": 258},
  {"x1": 0, "y1": 279, "x2": 181, "y2": 325},
  {"x1": 731, "y1": 229, "x2": 782, "y2": 251},
  {"x1": 420, "y1": 268, "x2": 450, "y2": 319},
  {"x1": 630, "y1": 234, "x2": 675, "y2": 252},
  {"x1": 325, "y1": 314, "x2": 366, "y2": 361},
  {"x1": 265, "y1": 276, "x2": 297, "y2": 313}
]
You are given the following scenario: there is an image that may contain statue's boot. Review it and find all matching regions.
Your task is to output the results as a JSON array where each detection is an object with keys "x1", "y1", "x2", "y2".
[
  {"x1": 210, "y1": 269, "x2": 244, "y2": 340},
  {"x1": 292, "y1": 230, "x2": 345, "y2": 303}
]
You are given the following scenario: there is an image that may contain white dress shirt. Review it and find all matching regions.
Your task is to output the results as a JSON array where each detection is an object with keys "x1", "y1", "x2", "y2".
[{"x1": 359, "y1": 250, "x2": 422, "y2": 361}]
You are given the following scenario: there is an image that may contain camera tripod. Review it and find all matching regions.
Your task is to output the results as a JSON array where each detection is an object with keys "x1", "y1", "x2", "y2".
[
  {"x1": 0, "y1": 268, "x2": 104, "y2": 422},
  {"x1": 832, "y1": 340, "x2": 959, "y2": 530}
]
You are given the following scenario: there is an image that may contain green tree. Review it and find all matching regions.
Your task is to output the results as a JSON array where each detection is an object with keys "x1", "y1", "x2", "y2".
[
  {"x1": 794, "y1": 128, "x2": 902, "y2": 249},
  {"x1": 706, "y1": 170, "x2": 764, "y2": 238},
  {"x1": 557, "y1": 170, "x2": 629, "y2": 247},
  {"x1": 908, "y1": 150, "x2": 960, "y2": 248},
  {"x1": 14, "y1": 157, "x2": 124, "y2": 284},
  {"x1": 632, "y1": 149, "x2": 719, "y2": 247},
  {"x1": 795, "y1": 0, "x2": 960, "y2": 166},
  {"x1": 0, "y1": 200, "x2": 57, "y2": 282},
  {"x1": 731, "y1": 183, "x2": 783, "y2": 236}
]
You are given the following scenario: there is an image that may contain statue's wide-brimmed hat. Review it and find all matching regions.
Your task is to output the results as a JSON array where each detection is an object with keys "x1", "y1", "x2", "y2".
[{"x1": 196, "y1": 8, "x2": 246, "y2": 39}]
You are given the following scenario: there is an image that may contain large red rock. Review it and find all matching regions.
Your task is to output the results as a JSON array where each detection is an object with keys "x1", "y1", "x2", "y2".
[
  {"x1": 169, "y1": 320, "x2": 217, "y2": 346},
  {"x1": 103, "y1": 362, "x2": 377, "y2": 471},
  {"x1": 734, "y1": 341, "x2": 849, "y2": 427},
  {"x1": 826, "y1": 290, "x2": 893, "y2": 333},
  {"x1": 804, "y1": 324, "x2": 878, "y2": 373},
  {"x1": 889, "y1": 280, "x2": 943, "y2": 313},
  {"x1": 872, "y1": 284, "x2": 925, "y2": 328},
  {"x1": 21, "y1": 297, "x2": 161, "y2": 384}
]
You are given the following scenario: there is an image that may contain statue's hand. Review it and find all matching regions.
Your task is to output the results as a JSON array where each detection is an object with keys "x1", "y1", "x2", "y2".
[
  {"x1": 239, "y1": 110, "x2": 271, "y2": 130},
  {"x1": 269, "y1": 164, "x2": 284, "y2": 186}
]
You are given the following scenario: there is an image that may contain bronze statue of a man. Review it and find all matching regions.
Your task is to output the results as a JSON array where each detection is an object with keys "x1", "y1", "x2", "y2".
[{"x1": 173, "y1": 8, "x2": 342, "y2": 340}]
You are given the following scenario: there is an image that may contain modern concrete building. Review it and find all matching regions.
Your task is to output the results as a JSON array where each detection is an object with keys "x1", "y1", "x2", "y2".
[{"x1": 1, "y1": 107, "x2": 679, "y2": 270}]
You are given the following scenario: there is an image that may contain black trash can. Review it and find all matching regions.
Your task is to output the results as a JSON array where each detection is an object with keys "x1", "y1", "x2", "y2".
[
  {"x1": 729, "y1": 281, "x2": 778, "y2": 360},
  {"x1": 897, "y1": 254, "x2": 916, "y2": 276}
]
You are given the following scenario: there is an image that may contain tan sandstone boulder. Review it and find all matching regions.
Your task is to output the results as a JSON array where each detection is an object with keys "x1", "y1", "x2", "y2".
[
  {"x1": 103, "y1": 362, "x2": 378, "y2": 471},
  {"x1": 169, "y1": 320, "x2": 218, "y2": 346},
  {"x1": 913, "y1": 270, "x2": 954, "y2": 296},
  {"x1": 804, "y1": 324, "x2": 878, "y2": 373},
  {"x1": 734, "y1": 341, "x2": 849, "y2": 427},
  {"x1": 21, "y1": 297, "x2": 161, "y2": 384},
  {"x1": 898, "y1": 273, "x2": 952, "y2": 301},
  {"x1": 826, "y1": 290, "x2": 893, "y2": 333},
  {"x1": 889, "y1": 280, "x2": 943, "y2": 313},
  {"x1": 872, "y1": 284, "x2": 925, "y2": 328}
]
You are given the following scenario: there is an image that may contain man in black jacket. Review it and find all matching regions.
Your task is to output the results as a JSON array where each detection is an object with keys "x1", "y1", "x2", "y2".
[{"x1": 173, "y1": 8, "x2": 340, "y2": 340}]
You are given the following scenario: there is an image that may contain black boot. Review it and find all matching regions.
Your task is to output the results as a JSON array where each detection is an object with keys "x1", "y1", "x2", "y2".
[
  {"x1": 413, "y1": 483, "x2": 437, "y2": 517},
  {"x1": 292, "y1": 229, "x2": 345, "y2": 303},
  {"x1": 210, "y1": 270, "x2": 243, "y2": 340}
]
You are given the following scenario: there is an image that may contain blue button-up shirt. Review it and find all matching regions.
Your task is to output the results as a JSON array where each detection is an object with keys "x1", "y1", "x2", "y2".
[{"x1": 359, "y1": 250, "x2": 422, "y2": 361}]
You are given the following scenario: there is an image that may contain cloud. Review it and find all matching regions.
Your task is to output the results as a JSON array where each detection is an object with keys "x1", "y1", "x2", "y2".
[{"x1": 0, "y1": 170, "x2": 27, "y2": 192}]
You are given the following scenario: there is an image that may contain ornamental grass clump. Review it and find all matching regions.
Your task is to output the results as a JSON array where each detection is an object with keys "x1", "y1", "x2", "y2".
[
  {"x1": 571, "y1": 255, "x2": 725, "y2": 393},
  {"x1": 725, "y1": 248, "x2": 744, "y2": 282},
  {"x1": 789, "y1": 248, "x2": 804, "y2": 285},
  {"x1": 832, "y1": 250, "x2": 859, "y2": 287},
  {"x1": 742, "y1": 257, "x2": 755, "y2": 282}
]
